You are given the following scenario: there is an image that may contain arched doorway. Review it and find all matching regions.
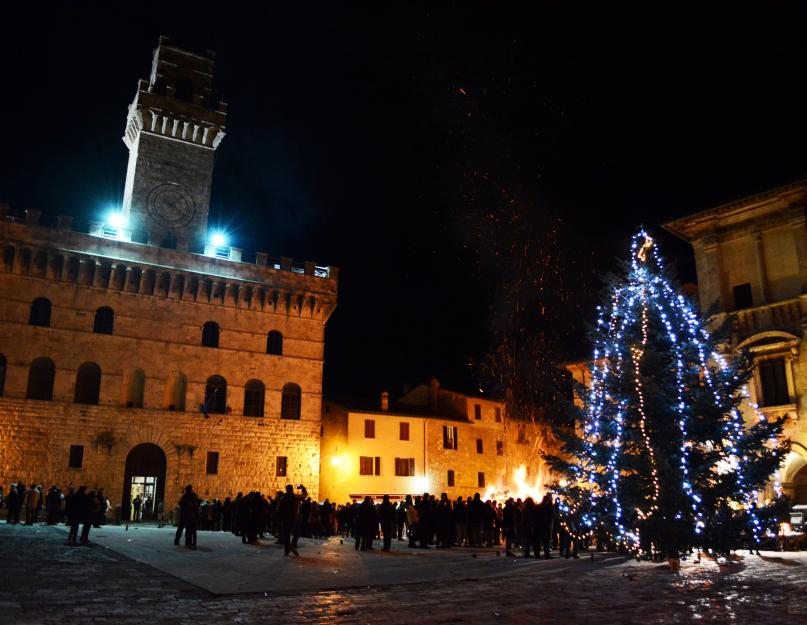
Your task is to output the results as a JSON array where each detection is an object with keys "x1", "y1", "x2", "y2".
[
  {"x1": 793, "y1": 464, "x2": 807, "y2": 505},
  {"x1": 122, "y1": 443, "x2": 166, "y2": 521}
]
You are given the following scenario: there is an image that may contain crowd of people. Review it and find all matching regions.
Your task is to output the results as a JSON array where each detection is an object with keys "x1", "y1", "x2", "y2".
[
  {"x1": 166, "y1": 486, "x2": 581, "y2": 558},
  {"x1": 2, "y1": 481, "x2": 582, "y2": 559},
  {"x1": 1, "y1": 482, "x2": 109, "y2": 545}
]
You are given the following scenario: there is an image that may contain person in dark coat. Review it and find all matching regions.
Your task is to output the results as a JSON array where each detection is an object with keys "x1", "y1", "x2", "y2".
[
  {"x1": 6, "y1": 484, "x2": 20, "y2": 524},
  {"x1": 502, "y1": 498, "x2": 517, "y2": 556},
  {"x1": 174, "y1": 485, "x2": 199, "y2": 548},
  {"x1": 277, "y1": 484, "x2": 307, "y2": 556},
  {"x1": 80, "y1": 490, "x2": 99, "y2": 544},
  {"x1": 467, "y1": 493, "x2": 485, "y2": 547},
  {"x1": 222, "y1": 497, "x2": 232, "y2": 532},
  {"x1": 238, "y1": 493, "x2": 253, "y2": 544},
  {"x1": 521, "y1": 497, "x2": 535, "y2": 557},
  {"x1": 45, "y1": 486, "x2": 61, "y2": 525},
  {"x1": 533, "y1": 494, "x2": 554, "y2": 559},
  {"x1": 378, "y1": 495, "x2": 396, "y2": 551},
  {"x1": 67, "y1": 486, "x2": 87, "y2": 544},
  {"x1": 93, "y1": 489, "x2": 107, "y2": 527},
  {"x1": 356, "y1": 496, "x2": 378, "y2": 551},
  {"x1": 436, "y1": 494, "x2": 453, "y2": 548}
]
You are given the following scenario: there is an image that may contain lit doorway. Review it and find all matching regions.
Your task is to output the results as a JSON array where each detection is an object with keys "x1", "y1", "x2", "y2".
[
  {"x1": 122, "y1": 443, "x2": 166, "y2": 521},
  {"x1": 129, "y1": 475, "x2": 158, "y2": 521}
]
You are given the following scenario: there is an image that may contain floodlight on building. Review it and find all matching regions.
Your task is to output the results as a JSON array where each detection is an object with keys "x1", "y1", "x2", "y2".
[
  {"x1": 210, "y1": 232, "x2": 227, "y2": 247},
  {"x1": 415, "y1": 476, "x2": 430, "y2": 493},
  {"x1": 331, "y1": 455, "x2": 342, "y2": 467},
  {"x1": 107, "y1": 211, "x2": 127, "y2": 229}
]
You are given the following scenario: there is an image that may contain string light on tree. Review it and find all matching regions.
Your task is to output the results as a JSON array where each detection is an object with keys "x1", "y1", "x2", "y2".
[{"x1": 546, "y1": 230, "x2": 790, "y2": 559}]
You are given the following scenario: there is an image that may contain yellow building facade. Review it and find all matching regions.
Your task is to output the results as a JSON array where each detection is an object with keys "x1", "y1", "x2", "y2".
[
  {"x1": 665, "y1": 180, "x2": 807, "y2": 504},
  {"x1": 320, "y1": 379, "x2": 547, "y2": 502}
]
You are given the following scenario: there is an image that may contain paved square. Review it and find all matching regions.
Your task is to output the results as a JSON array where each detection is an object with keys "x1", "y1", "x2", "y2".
[{"x1": 2, "y1": 524, "x2": 805, "y2": 625}]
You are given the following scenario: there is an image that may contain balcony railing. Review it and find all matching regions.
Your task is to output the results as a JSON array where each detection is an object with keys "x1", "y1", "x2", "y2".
[{"x1": 730, "y1": 297, "x2": 803, "y2": 341}]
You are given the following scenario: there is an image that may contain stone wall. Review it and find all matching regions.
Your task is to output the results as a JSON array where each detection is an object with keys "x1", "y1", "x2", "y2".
[{"x1": 0, "y1": 397, "x2": 321, "y2": 508}]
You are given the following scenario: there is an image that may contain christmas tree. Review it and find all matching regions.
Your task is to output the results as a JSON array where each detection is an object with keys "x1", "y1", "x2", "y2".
[{"x1": 546, "y1": 231, "x2": 790, "y2": 559}]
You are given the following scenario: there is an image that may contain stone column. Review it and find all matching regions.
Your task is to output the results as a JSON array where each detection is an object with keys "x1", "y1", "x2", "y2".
[
  {"x1": 789, "y1": 212, "x2": 807, "y2": 294},
  {"x1": 693, "y1": 235, "x2": 726, "y2": 313},
  {"x1": 752, "y1": 231, "x2": 770, "y2": 305}
]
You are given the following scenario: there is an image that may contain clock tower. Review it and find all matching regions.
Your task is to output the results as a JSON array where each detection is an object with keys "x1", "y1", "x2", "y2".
[{"x1": 121, "y1": 36, "x2": 227, "y2": 250}]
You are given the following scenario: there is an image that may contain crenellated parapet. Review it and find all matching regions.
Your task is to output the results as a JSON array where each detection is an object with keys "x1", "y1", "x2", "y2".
[{"x1": 0, "y1": 208, "x2": 338, "y2": 322}]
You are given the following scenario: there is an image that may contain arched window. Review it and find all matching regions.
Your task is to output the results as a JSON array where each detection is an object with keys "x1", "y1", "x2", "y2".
[
  {"x1": 74, "y1": 362, "x2": 101, "y2": 405},
  {"x1": 204, "y1": 375, "x2": 227, "y2": 414},
  {"x1": 201, "y1": 321, "x2": 219, "y2": 348},
  {"x1": 0, "y1": 354, "x2": 6, "y2": 396},
  {"x1": 266, "y1": 330, "x2": 283, "y2": 355},
  {"x1": 281, "y1": 383, "x2": 301, "y2": 420},
  {"x1": 93, "y1": 306, "x2": 115, "y2": 334},
  {"x1": 29, "y1": 297, "x2": 51, "y2": 327},
  {"x1": 122, "y1": 368, "x2": 145, "y2": 408},
  {"x1": 26, "y1": 357, "x2": 55, "y2": 400},
  {"x1": 243, "y1": 379, "x2": 265, "y2": 417},
  {"x1": 163, "y1": 371, "x2": 187, "y2": 411}
]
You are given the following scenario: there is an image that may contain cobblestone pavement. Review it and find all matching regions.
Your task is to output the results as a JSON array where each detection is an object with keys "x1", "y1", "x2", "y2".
[{"x1": 1, "y1": 524, "x2": 805, "y2": 625}]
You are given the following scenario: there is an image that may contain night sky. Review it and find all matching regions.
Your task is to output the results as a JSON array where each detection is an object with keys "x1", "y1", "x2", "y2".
[{"x1": 2, "y1": 3, "x2": 807, "y2": 398}]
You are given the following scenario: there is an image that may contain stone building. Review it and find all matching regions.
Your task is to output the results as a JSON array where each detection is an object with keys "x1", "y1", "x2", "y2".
[
  {"x1": 0, "y1": 38, "x2": 337, "y2": 518},
  {"x1": 665, "y1": 180, "x2": 807, "y2": 504},
  {"x1": 319, "y1": 378, "x2": 550, "y2": 503}
]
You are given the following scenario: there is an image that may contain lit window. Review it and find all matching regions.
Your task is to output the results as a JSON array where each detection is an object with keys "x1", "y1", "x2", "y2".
[
  {"x1": 359, "y1": 456, "x2": 374, "y2": 476},
  {"x1": 276, "y1": 456, "x2": 287, "y2": 477},
  {"x1": 443, "y1": 425, "x2": 458, "y2": 450},
  {"x1": 395, "y1": 458, "x2": 416, "y2": 476}
]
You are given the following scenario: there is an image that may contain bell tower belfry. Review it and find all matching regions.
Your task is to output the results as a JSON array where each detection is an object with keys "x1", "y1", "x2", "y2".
[{"x1": 122, "y1": 36, "x2": 227, "y2": 250}]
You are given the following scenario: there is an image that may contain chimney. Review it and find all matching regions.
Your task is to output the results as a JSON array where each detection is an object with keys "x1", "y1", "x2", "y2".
[
  {"x1": 381, "y1": 391, "x2": 390, "y2": 412},
  {"x1": 429, "y1": 377, "x2": 440, "y2": 411}
]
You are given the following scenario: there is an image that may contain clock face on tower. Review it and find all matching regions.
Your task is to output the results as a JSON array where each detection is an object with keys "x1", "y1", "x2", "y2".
[{"x1": 146, "y1": 182, "x2": 196, "y2": 228}]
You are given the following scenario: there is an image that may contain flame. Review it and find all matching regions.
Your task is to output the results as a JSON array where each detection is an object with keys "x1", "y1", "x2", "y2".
[{"x1": 481, "y1": 464, "x2": 551, "y2": 504}]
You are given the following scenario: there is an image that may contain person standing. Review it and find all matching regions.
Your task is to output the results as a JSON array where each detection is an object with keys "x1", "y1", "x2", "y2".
[
  {"x1": 94, "y1": 489, "x2": 108, "y2": 527},
  {"x1": 80, "y1": 490, "x2": 100, "y2": 544},
  {"x1": 156, "y1": 499, "x2": 165, "y2": 528},
  {"x1": 67, "y1": 486, "x2": 88, "y2": 545},
  {"x1": 277, "y1": 484, "x2": 307, "y2": 556},
  {"x1": 534, "y1": 494, "x2": 554, "y2": 559},
  {"x1": 379, "y1": 495, "x2": 396, "y2": 551},
  {"x1": 405, "y1": 495, "x2": 419, "y2": 548},
  {"x1": 45, "y1": 486, "x2": 61, "y2": 525},
  {"x1": 24, "y1": 484, "x2": 40, "y2": 525},
  {"x1": 6, "y1": 484, "x2": 20, "y2": 524},
  {"x1": 503, "y1": 498, "x2": 517, "y2": 556},
  {"x1": 174, "y1": 485, "x2": 199, "y2": 548},
  {"x1": 132, "y1": 495, "x2": 142, "y2": 522},
  {"x1": 144, "y1": 496, "x2": 153, "y2": 521}
]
